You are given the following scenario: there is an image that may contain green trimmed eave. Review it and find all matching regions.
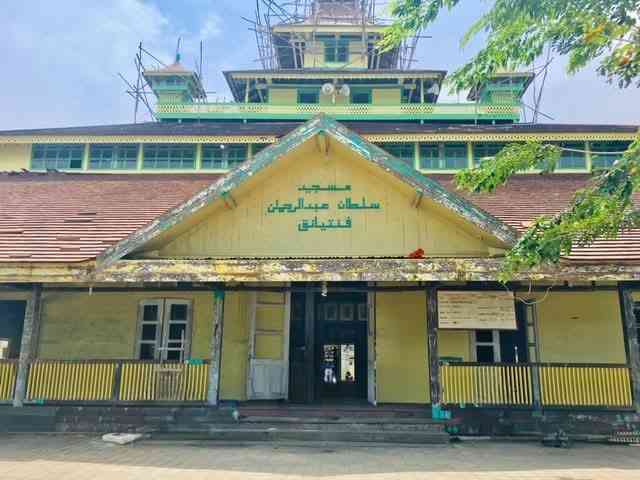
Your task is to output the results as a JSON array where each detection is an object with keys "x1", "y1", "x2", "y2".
[
  {"x1": 154, "y1": 111, "x2": 521, "y2": 122},
  {"x1": 223, "y1": 69, "x2": 448, "y2": 102},
  {"x1": 94, "y1": 114, "x2": 518, "y2": 269}
]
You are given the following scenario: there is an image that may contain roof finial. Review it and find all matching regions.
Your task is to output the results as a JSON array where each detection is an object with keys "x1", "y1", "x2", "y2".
[{"x1": 175, "y1": 37, "x2": 182, "y2": 64}]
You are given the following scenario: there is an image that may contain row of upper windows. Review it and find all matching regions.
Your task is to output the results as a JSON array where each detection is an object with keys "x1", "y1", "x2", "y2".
[
  {"x1": 28, "y1": 141, "x2": 631, "y2": 172},
  {"x1": 376, "y1": 141, "x2": 632, "y2": 171},
  {"x1": 31, "y1": 143, "x2": 269, "y2": 171}
]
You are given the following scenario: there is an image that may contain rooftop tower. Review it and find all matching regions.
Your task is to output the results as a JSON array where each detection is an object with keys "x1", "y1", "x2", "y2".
[{"x1": 146, "y1": 1, "x2": 532, "y2": 124}]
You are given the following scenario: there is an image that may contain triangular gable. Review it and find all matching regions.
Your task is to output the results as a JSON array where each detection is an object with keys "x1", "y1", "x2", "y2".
[{"x1": 96, "y1": 115, "x2": 517, "y2": 267}]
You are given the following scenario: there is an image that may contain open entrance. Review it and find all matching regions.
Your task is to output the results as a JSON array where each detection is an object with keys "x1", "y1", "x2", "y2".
[
  {"x1": 289, "y1": 288, "x2": 369, "y2": 404},
  {"x1": 316, "y1": 292, "x2": 368, "y2": 401}
]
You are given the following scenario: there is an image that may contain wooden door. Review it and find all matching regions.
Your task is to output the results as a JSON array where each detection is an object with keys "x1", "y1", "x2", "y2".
[
  {"x1": 247, "y1": 292, "x2": 291, "y2": 400},
  {"x1": 288, "y1": 292, "x2": 308, "y2": 403}
]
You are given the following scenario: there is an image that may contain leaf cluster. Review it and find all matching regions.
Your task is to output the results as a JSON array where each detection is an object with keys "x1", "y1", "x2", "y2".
[{"x1": 382, "y1": 0, "x2": 640, "y2": 90}]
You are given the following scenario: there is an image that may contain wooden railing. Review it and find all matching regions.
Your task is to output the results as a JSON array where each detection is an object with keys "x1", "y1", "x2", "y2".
[
  {"x1": 0, "y1": 360, "x2": 18, "y2": 402},
  {"x1": 25, "y1": 360, "x2": 209, "y2": 404},
  {"x1": 441, "y1": 363, "x2": 533, "y2": 406},
  {"x1": 119, "y1": 361, "x2": 209, "y2": 402},
  {"x1": 441, "y1": 362, "x2": 634, "y2": 409},
  {"x1": 539, "y1": 364, "x2": 632, "y2": 408},
  {"x1": 155, "y1": 101, "x2": 521, "y2": 121}
]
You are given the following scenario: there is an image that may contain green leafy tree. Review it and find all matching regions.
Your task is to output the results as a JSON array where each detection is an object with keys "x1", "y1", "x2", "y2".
[{"x1": 382, "y1": 0, "x2": 640, "y2": 279}]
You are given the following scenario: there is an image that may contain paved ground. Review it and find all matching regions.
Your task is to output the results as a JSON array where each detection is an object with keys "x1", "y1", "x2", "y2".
[{"x1": 1, "y1": 435, "x2": 640, "y2": 479}]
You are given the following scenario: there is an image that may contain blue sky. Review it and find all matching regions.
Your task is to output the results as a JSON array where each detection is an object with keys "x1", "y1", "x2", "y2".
[{"x1": 1, "y1": 0, "x2": 638, "y2": 130}]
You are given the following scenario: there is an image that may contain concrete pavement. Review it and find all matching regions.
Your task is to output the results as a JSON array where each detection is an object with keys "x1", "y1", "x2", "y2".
[{"x1": 1, "y1": 435, "x2": 640, "y2": 479}]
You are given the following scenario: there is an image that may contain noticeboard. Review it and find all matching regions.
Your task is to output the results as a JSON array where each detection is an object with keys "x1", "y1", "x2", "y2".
[{"x1": 437, "y1": 291, "x2": 517, "y2": 330}]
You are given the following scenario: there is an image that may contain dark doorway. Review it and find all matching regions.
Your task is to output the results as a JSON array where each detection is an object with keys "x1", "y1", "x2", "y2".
[
  {"x1": 289, "y1": 291, "x2": 309, "y2": 403},
  {"x1": 289, "y1": 289, "x2": 369, "y2": 403},
  {"x1": 315, "y1": 292, "x2": 368, "y2": 400},
  {"x1": 0, "y1": 301, "x2": 27, "y2": 359},
  {"x1": 499, "y1": 302, "x2": 529, "y2": 363}
]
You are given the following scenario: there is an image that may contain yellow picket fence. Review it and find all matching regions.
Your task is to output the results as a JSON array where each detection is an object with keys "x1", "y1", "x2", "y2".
[
  {"x1": 0, "y1": 361, "x2": 18, "y2": 401},
  {"x1": 24, "y1": 360, "x2": 209, "y2": 403},
  {"x1": 539, "y1": 365, "x2": 632, "y2": 408},
  {"x1": 442, "y1": 363, "x2": 634, "y2": 408},
  {"x1": 441, "y1": 364, "x2": 533, "y2": 406},
  {"x1": 119, "y1": 362, "x2": 209, "y2": 402},
  {"x1": 27, "y1": 361, "x2": 116, "y2": 401}
]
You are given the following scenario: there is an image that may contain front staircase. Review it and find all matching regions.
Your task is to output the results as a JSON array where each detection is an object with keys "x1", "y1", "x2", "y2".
[
  {"x1": 150, "y1": 404, "x2": 450, "y2": 444},
  {"x1": 0, "y1": 404, "x2": 450, "y2": 444}
]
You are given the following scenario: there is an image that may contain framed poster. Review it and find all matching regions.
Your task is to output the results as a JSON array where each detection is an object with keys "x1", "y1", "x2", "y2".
[{"x1": 437, "y1": 291, "x2": 517, "y2": 330}]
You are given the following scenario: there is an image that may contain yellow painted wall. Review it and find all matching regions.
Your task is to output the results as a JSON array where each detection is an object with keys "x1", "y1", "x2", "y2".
[
  {"x1": 219, "y1": 292, "x2": 250, "y2": 401},
  {"x1": 372, "y1": 89, "x2": 401, "y2": 106},
  {"x1": 269, "y1": 89, "x2": 297, "y2": 105},
  {"x1": 152, "y1": 138, "x2": 499, "y2": 259},
  {"x1": 534, "y1": 291, "x2": 626, "y2": 363},
  {"x1": 376, "y1": 291, "x2": 429, "y2": 403},
  {"x1": 37, "y1": 291, "x2": 214, "y2": 359},
  {"x1": 0, "y1": 144, "x2": 30, "y2": 171},
  {"x1": 439, "y1": 330, "x2": 471, "y2": 361}
]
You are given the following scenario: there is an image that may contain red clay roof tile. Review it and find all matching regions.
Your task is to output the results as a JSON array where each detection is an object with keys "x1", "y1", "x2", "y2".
[{"x1": 0, "y1": 171, "x2": 637, "y2": 264}]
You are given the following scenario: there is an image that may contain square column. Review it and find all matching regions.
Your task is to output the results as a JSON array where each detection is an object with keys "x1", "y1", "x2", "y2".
[
  {"x1": 13, "y1": 284, "x2": 42, "y2": 407},
  {"x1": 426, "y1": 285, "x2": 441, "y2": 407},
  {"x1": 620, "y1": 288, "x2": 640, "y2": 413},
  {"x1": 207, "y1": 290, "x2": 225, "y2": 406}
]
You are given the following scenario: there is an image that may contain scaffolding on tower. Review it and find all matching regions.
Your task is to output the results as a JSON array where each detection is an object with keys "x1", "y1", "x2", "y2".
[{"x1": 247, "y1": 0, "x2": 421, "y2": 70}]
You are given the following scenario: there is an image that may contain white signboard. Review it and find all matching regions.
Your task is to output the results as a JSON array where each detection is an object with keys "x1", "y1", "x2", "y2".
[{"x1": 438, "y1": 291, "x2": 517, "y2": 330}]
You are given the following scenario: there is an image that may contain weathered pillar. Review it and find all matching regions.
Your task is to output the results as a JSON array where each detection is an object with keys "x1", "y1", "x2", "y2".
[
  {"x1": 13, "y1": 284, "x2": 43, "y2": 407},
  {"x1": 207, "y1": 290, "x2": 225, "y2": 407},
  {"x1": 304, "y1": 287, "x2": 316, "y2": 404},
  {"x1": 620, "y1": 288, "x2": 640, "y2": 413},
  {"x1": 426, "y1": 285, "x2": 441, "y2": 408}
]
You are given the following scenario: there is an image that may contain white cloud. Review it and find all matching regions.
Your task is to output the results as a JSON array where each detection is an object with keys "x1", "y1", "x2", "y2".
[
  {"x1": 198, "y1": 14, "x2": 222, "y2": 40},
  {"x1": 0, "y1": 0, "x2": 212, "y2": 129}
]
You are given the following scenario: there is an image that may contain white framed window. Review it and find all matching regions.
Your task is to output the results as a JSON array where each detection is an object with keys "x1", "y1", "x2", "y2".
[
  {"x1": 136, "y1": 299, "x2": 193, "y2": 361},
  {"x1": 472, "y1": 330, "x2": 501, "y2": 363}
]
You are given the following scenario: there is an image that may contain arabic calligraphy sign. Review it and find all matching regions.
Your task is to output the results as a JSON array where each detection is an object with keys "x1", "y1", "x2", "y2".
[
  {"x1": 266, "y1": 184, "x2": 383, "y2": 232},
  {"x1": 438, "y1": 291, "x2": 517, "y2": 330}
]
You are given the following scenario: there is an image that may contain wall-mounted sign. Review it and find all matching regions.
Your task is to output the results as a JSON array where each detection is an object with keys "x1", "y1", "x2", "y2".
[
  {"x1": 438, "y1": 291, "x2": 517, "y2": 330},
  {"x1": 266, "y1": 184, "x2": 383, "y2": 232}
]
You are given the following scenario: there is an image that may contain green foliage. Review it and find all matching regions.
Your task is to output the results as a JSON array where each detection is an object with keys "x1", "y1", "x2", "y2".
[
  {"x1": 498, "y1": 138, "x2": 640, "y2": 280},
  {"x1": 382, "y1": 0, "x2": 640, "y2": 90},
  {"x1": 382, "y1": 0, "x2": 640, "y2": 279}
]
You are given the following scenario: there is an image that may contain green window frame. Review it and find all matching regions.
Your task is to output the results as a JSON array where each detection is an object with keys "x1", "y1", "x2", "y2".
[
  {"x1": 556, "y1": 142, "x2": 586, "y2": 170},
  {"x1": 31, "y1": 144, "x2": 84, "y2": 170},
  {"x1": 89, "y1": 144, "x2": 139, "y2": 170},
  {"x1": 297, "y1": 89, "x2": 320, "y2": 104},
  {"x1": 379, "y1": 143, "x2": 415, "y2": 167},
  {"x1": 351, "y1": 88, "x2": 372, "y2": 104},
  {"x1": 443, "y1": 143, "x2": 468, "y2": 169},
  {"x1": 323, "y1": 37, "x2": 349, "y2": 63},
  {"x1": 473, "y1": 143, "x2": 506, "y2": 166},
  {"x1": 419, "y1": 144, "x2": 440, "y2": 169},
  {"x1": 142, "y1": 144, "x2": 196, "y2": 170},
  {"x1": 591, "y1": 141, "x2": 631, "y2": 170},
  {"x1": 420, "y1": 143, "x2": 468, "y2": 170},
  {"x1": 202, "y1": 144, "x2": 248, "y2": 170}
]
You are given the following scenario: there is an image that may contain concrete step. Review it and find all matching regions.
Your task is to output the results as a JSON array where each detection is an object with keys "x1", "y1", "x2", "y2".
[
  {"x1": 150, "y1": 427, "x2": 450, "y2": 444},
  {"x1": 161, "y1": 421, "x2": 446, "y2": 433}
]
